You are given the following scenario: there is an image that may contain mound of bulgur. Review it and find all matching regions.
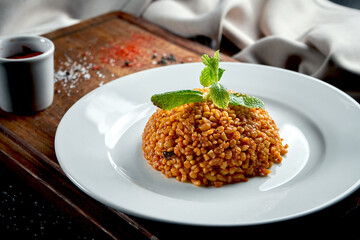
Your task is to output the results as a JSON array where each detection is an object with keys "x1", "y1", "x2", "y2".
[{"x1": 142, "y1": 88, "x2": 288, "y2": 187}]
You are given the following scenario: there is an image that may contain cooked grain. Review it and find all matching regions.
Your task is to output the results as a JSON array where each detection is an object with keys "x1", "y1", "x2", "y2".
[{"x1": 142, "y1": 88, "x2": 288, "y2": 187}]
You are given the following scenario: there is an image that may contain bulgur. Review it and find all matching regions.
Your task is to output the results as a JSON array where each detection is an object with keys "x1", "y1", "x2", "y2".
[{"x1": 142, "y1": 88, "x2": 288, "y2": 187}]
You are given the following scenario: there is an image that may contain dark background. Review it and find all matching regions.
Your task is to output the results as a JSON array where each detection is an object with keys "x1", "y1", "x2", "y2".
[{"x1": 1, "y1": 1, "x2": 359, "y2": 239}]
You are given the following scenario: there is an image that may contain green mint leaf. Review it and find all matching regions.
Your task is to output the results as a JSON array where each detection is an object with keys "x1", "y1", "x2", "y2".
[
  {"x1": 212, "y1": 50, "x2": 220, "y2": 72},
  {"x1": 209, "y1": 83, "x2": 230, "y2": 109},
  {"x1": 200, "y1": 66, "x2": 215, "y2": 87},
  {"x1": 229, "y1": 93, "x2": 265, "y2": 109},
  {"x1": 218, "y1": 68, "x2": 225, "y2": 81},
  {"x1": 151, "y1": 90, "x2": 205, "y2": 110},
  {"x1": 201, "y1": 54, "x2": 212, "y2": 67},
  {"x1": 201, "y1": 51, "x2": 219, "y2": 70}
]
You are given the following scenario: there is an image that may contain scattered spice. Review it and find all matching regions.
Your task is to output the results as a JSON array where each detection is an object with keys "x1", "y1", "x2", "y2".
[
  {"x1": 157, "y1": 53, "x2": 176, "y2": 65},
  {"x1": 92, "y1": 65, "x2": 100, "y2": 71},
  {"x1": 54, "y1": 32, "x2": 181, "y2": 96}
]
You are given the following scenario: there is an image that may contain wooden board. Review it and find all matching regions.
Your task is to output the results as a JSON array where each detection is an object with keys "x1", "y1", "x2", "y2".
[{"x1": 0, "y1": 11, "x2": 359, "y2": 239}]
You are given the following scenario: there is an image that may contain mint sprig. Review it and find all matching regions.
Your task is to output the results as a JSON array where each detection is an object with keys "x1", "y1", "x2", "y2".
[{"x1": 150, "y1": 50, "x2": 265, "y2": 110}]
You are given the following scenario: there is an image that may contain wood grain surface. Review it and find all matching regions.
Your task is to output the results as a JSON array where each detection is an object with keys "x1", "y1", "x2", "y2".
[{"x1": 0, "y1": 11, "x2": 358, "y2": 240}]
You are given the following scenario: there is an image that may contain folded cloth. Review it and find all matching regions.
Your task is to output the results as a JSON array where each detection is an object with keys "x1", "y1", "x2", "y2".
[
  {"x1": 143, "y1": 0, "x2": 360, "y2": 85},
  {"x1": 0, "y1": 0, "x2": 151, "y2": 36},
  {"x1": 1, "y1": 0, "x2": 359, "y2": 86}
]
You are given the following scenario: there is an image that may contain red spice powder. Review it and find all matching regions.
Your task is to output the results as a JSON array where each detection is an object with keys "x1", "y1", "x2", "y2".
[
  {"x1": 92, "y1": 65, "x2": 100, "y2": 70},
  {"x1": 99, "y1": 33, "x2": 153, "y2": 67}
]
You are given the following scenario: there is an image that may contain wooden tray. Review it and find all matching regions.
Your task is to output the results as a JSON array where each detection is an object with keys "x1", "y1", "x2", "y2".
[{"x1": 0, "y1": 11, "x2": 358, "y2": 239}]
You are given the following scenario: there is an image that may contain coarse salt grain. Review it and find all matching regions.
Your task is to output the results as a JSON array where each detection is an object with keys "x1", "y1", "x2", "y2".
[{"x1": 54, "y1": 54, "x2": 107, "y2": 96}]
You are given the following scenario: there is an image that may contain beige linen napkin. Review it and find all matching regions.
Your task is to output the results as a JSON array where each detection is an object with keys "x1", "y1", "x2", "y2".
[
  {"x1": 0, "y1": 0, "x2": 150, "y2": 36},
  {"x1": 1, "y1": 0, "x2": 359, "y2": 84},
  {"x1": 143, "y1": 0, "x2": 360, "y2": 82}
]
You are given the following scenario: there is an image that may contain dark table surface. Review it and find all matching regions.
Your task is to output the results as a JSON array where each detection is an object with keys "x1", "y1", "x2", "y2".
[{"x1": 1, "y1": 1, "x2": 360, "y2": 239}]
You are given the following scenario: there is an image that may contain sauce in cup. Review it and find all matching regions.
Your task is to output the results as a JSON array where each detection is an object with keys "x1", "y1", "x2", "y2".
[{"x1": 6, "y1": 46, "x2": 43, "y2": 59}]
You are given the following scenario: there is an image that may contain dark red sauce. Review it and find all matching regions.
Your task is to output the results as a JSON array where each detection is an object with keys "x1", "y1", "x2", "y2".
[{"x1": 6, "y1": 46, "x2": 43, "y2": 59}]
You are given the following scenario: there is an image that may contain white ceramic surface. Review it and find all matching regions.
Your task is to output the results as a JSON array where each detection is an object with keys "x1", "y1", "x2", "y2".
[
  {"x1": 0, "y1": 35, "x2": 54, "y2": 113},
  {"x1": 55, "y1": 62, "x2": 360, "y2": 226}
]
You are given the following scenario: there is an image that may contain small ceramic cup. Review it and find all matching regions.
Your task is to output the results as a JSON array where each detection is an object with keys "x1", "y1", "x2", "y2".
[{"x1": 0, "y1": 35, "x2": 54, "y2": 114}]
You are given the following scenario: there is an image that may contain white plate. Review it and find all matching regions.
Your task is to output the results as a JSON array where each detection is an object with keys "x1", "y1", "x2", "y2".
[{"x1": 55, "y1": 62, "x2": 360, "y2": 226}]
